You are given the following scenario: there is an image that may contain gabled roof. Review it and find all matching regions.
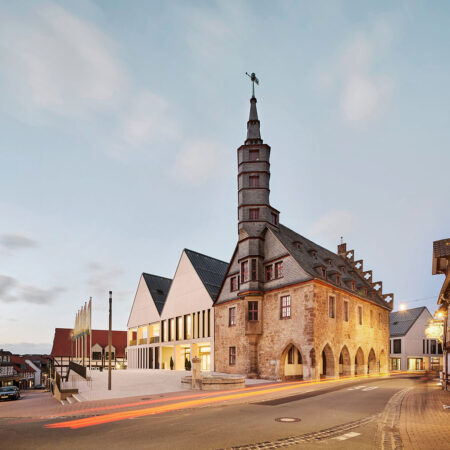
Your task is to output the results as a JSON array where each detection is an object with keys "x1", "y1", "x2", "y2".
[
  {"x1": 273, "y1": 224, "x2": 391, "y2": 309},
  {"x1": 390, "y1": 307, "x2": 428, "y2": 337},
  {"x1": 50, "y1": 328, "x2": 127, "y2": 357},
  {"x1": 184, "y1": 249, "x2": 228, "y2": 301},
  {"x1": 142, "y1": 273, "x2": 172, "y2": 315}
]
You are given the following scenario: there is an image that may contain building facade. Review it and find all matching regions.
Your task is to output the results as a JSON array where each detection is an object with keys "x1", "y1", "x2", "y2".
[
  {"x1": 432, "y1": 237, "x2": 450, "y2": 388},
  {"x1": 50, "y1": 328, "x2": 127, "y2": 377},
  {"x1": 127, "y1": 249, "x2": 227, "y2": 371},
  {"x1": 214, "y1": 93, "x2": 393, "y2": 380},
  {"x1": 0, "y1": 351, "x2": 37, "y2": 388},
  {"x1": 390, "y1": 307, "x2": 443, "y2": 371}
]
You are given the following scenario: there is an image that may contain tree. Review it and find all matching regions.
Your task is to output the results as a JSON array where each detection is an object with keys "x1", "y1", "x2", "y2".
[
  {"x1": 170, "y1": 356, "x2": 174, "y2": 370},
  {"x1": 185, "y1": 358, "x2": 191, "y2": 371}
]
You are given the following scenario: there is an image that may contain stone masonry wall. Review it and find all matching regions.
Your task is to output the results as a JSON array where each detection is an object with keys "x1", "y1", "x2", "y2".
[
  {"x1": 312, "y1": 283, "x2": 390, "y2": 375},
  {"x1": 214, "y1": 299, "x2": 249, "y2": 374}
]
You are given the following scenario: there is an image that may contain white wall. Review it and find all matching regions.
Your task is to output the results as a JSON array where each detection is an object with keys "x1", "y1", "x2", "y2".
[
  {"x1": 161, "y1": 251, "x2": 214, "y2": 320},
  {"x1": 128, "y1": 275, "x2": 161, "y2": 328}
]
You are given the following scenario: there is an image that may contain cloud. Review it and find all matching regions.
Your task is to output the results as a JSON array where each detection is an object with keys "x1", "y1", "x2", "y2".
[
  {"x1": 185, "y1": 6, "x2": 235, "y2": 58},
  {"x1": 1, "y1": 233, "x2": 37, "y2": 250},
  {"x1": 173, "y1": 139, "x2": 227, "y2": 184},
  {"x1": 0, "y1": 274, "x2": 64, "y2": 305},
  {"x1": 341, "y1": 74, "x2": 393, "y2": 122},
  {"x1": 0, "y1": 4, "x2": 126, "y2": 115},
  {"x1": 110, "y1": 91, "x2": 179, "y2": 156},
  {"x1": 85, "y1": 262, "x2": 125, "y2": 299},
  {"x1": 307, "y1": 210, "x2": 355, "y2": 243},
  {"x1": 314, "y1": 18, "x2": 396, "y2": 123}
]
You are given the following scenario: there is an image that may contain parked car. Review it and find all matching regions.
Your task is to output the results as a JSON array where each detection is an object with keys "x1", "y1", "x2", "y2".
[
  {"x1": 0, "y1": 386, "x2": 20, "y2": 401},
  {"x1": 34, "y1": 385, "x2": 45, "y2": 390}
]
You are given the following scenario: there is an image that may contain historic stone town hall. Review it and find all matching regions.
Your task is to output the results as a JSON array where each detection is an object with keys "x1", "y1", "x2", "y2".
[
  {"x1": 127, "y1": 82, "x2": 393, "y2": 381},
  {"x1": 213, "y1": 88, "x2": 393, "y2": 380}
]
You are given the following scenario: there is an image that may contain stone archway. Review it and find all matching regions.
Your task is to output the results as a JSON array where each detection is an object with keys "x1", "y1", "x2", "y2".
[
  {"x1": 355, "y1": 347, "x2": 365, "y2": 375},
  {"x1": 339, "y1": 346, "x2": 351, "y2": 376},
  {"x1": 379, "y1": 349, "x2": 387, "y2": 374},
  {"x1": 321, "y1": 344, "x2": 335, "y2": 378},
  {"x1": 279, "y1": 344, "x2": 304, "y2": 380},
  {"x1": 368, "y1": 348, "x2": 377, "y2": 374}
]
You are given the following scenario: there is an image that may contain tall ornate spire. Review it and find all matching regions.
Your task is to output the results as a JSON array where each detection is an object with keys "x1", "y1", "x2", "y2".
[{"x1": 246, "y1": 97, "x2": 262, "y2": 143}]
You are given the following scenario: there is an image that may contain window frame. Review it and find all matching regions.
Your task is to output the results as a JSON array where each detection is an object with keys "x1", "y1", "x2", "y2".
[
  {"x1": 249, "y1": 175, "x2": 260, "y2": 188},
  {"x1": 274, "y1": 261, "x2": 283, "y2": 279},
  {"x1": 265, "y1": 264, "x2": 273, "y2": 281},
  {"x1": 271, "y1": 213, "x2": 278, "y2": 225},
  {"x1": 358, "y1": 305, "x2": 363, "y2": 325},
  {"x1": 248, "y1": 301, "x2": 259, "y2": 321},
  {"x1": 328, "y1": 296, "x2": 336, "y2": 319},
  {"x1": 229, "y1": 306, "x2": 236, "y2": 326},
  {"x1": 343, "y1": 300, "x2": 349, "y2": 322},
  {"x1": 251, "y1": 258, "x2": 257, "y2": 281},
  {"x1": 249, "y1": 208, "x2": 260, "y2": 220},
  {"x1": 230, "y1": 276, "x2": 238, "y2": 292},
  {"x1": 393, "y1": 339, "x2": 401, "y2": 354},
  {"x1": 249, "y1": 149, "x2": 259, "y2": 161},
  {"x1": 280, "y1": 295, "x2": 291, "y2": 319},
  {"x1": 229, "y1": 346, "x2": 236, "y2": 365},
  {"x1": 241, "y1": 260, "x2": 249, "y2": 283}
]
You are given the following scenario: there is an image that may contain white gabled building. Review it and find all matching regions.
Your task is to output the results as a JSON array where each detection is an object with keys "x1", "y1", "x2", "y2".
[
  {"x1": 390, "y1": 306, "x2": 443, "y2": 371},
  {"x1": 127, "y1": 249, "x2": 228, "y2": 372}
]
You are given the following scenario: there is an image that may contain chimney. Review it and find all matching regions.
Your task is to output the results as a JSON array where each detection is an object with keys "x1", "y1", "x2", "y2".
[{"x1": 337, "y1": 241, "x2": 347, "y2": 256}]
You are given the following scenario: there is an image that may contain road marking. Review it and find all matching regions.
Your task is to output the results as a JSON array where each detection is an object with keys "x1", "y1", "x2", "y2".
[
  {"x1": 363, "y1": 386, "x2": 379, "y2": 391},
  {"x1": 347, "y1": 385, "x2": 366, "y2": 390},
  {"x1": 334, "y1": 432, "x2": 361, "y2": 441}
]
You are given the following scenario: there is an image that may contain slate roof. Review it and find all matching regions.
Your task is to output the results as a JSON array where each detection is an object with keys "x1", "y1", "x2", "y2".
[
  {"x1": 50, "y1": 328, "x2": 127, "y2": 357},
  {"x1": 273, "y1": 224, "x2": 391, "y2": 309},
  {"x1": 142, "y1": 273, "x2": 172, "y2": 315},
  {"x1": 433, "y1": 238, "x2": 450, "y2": 259},
  {"x1": 390, "y1": 307, "x2": 428, "y2": 337},
  {"x1": 184, "y1": 249, "x2": 229, "y2": 301}
]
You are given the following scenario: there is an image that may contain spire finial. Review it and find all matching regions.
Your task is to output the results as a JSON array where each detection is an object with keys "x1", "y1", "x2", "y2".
[{"x1": 245, "y1": 72, "x2": 259, "y2": 98}]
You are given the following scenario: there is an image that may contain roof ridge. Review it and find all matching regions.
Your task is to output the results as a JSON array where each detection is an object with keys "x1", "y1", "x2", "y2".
[
  {"x1": 142, "y1": 272, "x2": 173, "y2": 281},
  {"x1": 184, "y1": 248, "x2": 228, "y2": 266}
]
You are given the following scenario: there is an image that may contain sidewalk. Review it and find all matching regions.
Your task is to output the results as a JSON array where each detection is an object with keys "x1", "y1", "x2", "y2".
[
  {"x1": 65, "y1": 369, "x2": 268, "y2": 402},
  {"x1": 399, "y1": 381, "x2": 450, "y2": 450}
]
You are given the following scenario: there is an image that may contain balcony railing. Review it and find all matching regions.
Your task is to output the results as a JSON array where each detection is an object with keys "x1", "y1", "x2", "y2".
[
  {"x1": 129, "y1": 339, "x2": 137, "y2": 346},
  {"x1": 138, "y1": 338, "x2": 147, "y2": 345},
  {"x1": 149, "y1": 336, "x2": 160, "y2": 344}
]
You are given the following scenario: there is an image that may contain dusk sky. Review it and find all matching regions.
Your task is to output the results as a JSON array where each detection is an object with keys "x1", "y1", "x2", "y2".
[{"x1": 0, "y1": 0, "x2": 449, "y2": 355}]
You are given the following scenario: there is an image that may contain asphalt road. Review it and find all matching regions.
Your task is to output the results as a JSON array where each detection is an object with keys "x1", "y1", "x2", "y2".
[{"x1": 0, "y1": 376, "x2": 419, "y2": 449}]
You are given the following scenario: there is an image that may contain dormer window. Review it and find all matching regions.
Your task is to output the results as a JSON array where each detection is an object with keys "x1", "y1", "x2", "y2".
[
  {"x1": 249, "y1": 175, "x2": 260, "y2": 187},
  {"x1": 293, "y1": 241, "x2": 302, "y2": 250},
  {"x1": 309, "y1": 250, "x2": 317, "y2": 259},
  {"x1": 249, "y1": 149, "x2": 260, "y2": 161},
  {"x1": 249, "y1": 208, "x2": 259, "y2": 220},
  {"x1": 351, "y1": 280, "x2": 355, "y2": 291},
  {"x1": 326, "y1": 258, "x2": 333, "y2": 266},
  {"x1": 321, "y1": 267, "x2": 326, "y2": 277},
  {"x1": 336, "y1": 274, "x2": 340, "y2": 284}
]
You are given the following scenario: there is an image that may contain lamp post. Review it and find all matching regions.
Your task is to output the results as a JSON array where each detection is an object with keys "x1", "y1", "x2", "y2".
[{"x1": 108, "y1": 291, "x2": 112, "y2": 391}]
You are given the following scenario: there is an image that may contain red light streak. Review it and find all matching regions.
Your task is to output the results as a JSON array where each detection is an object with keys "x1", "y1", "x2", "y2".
[{"x1": 45, "y1": 372, "x2": 406, "y2": 430}]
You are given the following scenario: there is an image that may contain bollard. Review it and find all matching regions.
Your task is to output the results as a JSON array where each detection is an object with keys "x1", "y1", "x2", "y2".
[{"x1": 191, "y1": 357, "x2": 201, "y2": 389}]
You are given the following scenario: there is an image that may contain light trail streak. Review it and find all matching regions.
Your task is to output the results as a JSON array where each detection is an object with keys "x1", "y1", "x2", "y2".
[{"x1": 45, "y1": 372, "x2": 407, "y2": 430}]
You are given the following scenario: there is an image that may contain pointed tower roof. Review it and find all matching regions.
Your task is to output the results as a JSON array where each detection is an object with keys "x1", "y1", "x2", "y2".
[{"x1": 245, "y1": 97, "x2": 262, "y2": 144}]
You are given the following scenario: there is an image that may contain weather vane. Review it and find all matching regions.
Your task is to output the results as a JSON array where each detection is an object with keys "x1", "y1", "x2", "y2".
[{"x1": 245, "y1": 72, "x2": 259, "y2": 98}]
